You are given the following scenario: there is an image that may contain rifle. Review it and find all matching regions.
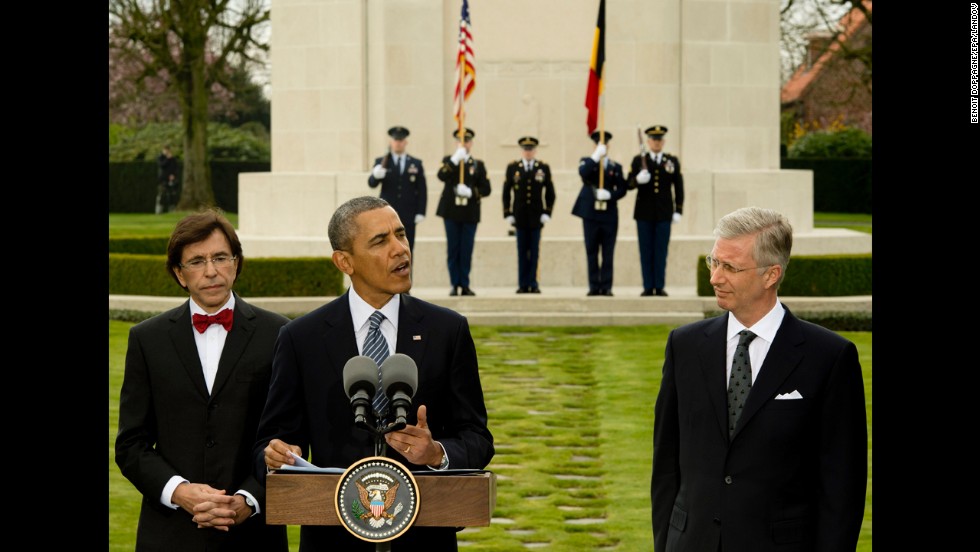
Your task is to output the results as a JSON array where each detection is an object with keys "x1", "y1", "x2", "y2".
[{"x1": 636, "y1": 124, "x2": 648, "y2": 171}]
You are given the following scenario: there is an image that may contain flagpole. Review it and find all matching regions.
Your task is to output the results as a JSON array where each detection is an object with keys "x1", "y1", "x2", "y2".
[{"x1": 458, "y1": 61, "x2": 466, "y2": 186}]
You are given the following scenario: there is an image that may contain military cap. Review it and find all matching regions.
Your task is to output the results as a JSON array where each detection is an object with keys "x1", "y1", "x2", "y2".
[
  {"x1": 644, "y1": 125, "x2": 668, "y2": 138},
  {"x1": 387, "y1": 126, "x2": 410, "y2": 139},
  {"x1": 518, "y1": 136, "x2": 539, "y2": 149},
  {"x1": 453, "y1": 127, "x2": 476, "y2": 140},
  {"x1": 590, "y1": 130, "x2": 613, "y2": 143}
]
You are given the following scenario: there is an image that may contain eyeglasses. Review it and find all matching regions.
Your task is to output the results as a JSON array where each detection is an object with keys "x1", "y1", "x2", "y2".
[
  {"x1": 180, "y1": 255, "x2": 237, "y2": 271},
  {"x1": 705, "y1": 255, "x2": 770, "y2": 274}
]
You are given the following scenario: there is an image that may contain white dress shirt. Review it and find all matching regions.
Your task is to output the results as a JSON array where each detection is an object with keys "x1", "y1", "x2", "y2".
[
  {"x1": 349, "y1": 286, "x2": 400, "y2": 356},
  {"x1": 724, "y1": 300, "x2": 786, "y2": 386}
]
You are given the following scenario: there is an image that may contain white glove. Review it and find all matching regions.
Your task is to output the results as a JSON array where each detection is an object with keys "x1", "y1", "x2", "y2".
[
  {"x1": 450, "y1": 146, "x2": 468, "y2": 165},
  {"x1": 505, "y1": 215, "x2": 516, "y2": 226},
  {"x1": 372, "y1": 164, "x2": 387, "y2": 179},
  {"x1": 455, "y1": 184, "x2": 473, "y2": 198},
  {"x1": 590, "y1": 144, "x2": 608, "y2": 162},
  {"x1": 595, "y1": 188, "x2": 612, "y2": 201},
  {"x1": 635, "y1": 169, "x2": 651, "y2": 185},
  {"x1": 414, "y1": 214, "x2": 425, "y2": 224},
  {"x1": 672, "y1": 212, "x2": 682, "y2": 224},
  {"x1": 540, "y1": 214, "x2": 551, "y2": 224}
]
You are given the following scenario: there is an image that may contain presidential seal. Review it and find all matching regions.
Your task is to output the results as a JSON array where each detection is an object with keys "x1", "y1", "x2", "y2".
[{"x1": 335, "y1": 456, "x2": 420, "y2": 542}]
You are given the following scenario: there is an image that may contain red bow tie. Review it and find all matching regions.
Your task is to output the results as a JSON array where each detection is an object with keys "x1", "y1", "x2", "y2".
[{"x1": 192, "y1": 309, "x2": 233, "y2": 333}]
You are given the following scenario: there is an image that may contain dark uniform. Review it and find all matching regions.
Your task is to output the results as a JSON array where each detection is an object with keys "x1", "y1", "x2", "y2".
[
  {"x1": 627, "y1": 125, "x2": 684, "y2": 296},
  {"x1": 436, "y1": 127, "x2": 491, "y2": 296},
  {"x1": 156, "y1": 148, "x2": 179, "y2": 214},
  {"x1": 503, "y1": 136, "x2": 556, "y2": 293},
  {"x1": 367, "y1": 126, "x2": 427, "y2": 251},
  {"x1": 571, "y1": 131, "x2": 628, "y2": 296}
]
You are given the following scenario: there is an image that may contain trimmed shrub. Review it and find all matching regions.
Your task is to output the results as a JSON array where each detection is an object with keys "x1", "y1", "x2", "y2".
[
  {"x1": 108, "y1": 160, "x2": 269, "y2": 213},
  {"x1": 697, "y1": 254, "x2": 872, "y2": 297},
  {"x1": 109, "y1": 236, "x2": 171, "y2": 255},
  {"x1": 702, "y1": 308, "x2": 871, "y2": 332},
  {"x1": 109, "y1": 254, "x2": 345, "y2": 297},
  {"x1": 780, "y1": 158, "x2": 871, "y2": 213},
  {"x1": 787, "y1": 128, "x2": 872, "y2": 158}
]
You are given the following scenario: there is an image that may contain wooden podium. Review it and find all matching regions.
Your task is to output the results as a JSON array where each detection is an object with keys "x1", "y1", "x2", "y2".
[{"x1": 266, "y1": 471, "x2": 496, "y2": 527}]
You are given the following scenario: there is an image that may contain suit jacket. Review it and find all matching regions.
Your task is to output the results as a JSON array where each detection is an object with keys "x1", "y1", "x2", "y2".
[
  {"x1": 436, "y1": 156, "x2": 492, "y2": 223},
  {"x1": 503, "y1": 159, "x2": 556, "y2": 229},
  {"x1": 252, "y1": 291, "x2": 494, "y2": 550},
  {"x1": 571, "y1": 157, "x2": 628, "y2": 223},
  {"x1": 627, "y1": 152, "x2": 684, "y2": 222},
  {"x1": 651, "y1": 306, "x2": 867, "y2": 552},
  {"x1": 115, "y1": 294, "x2": 289, "y2": 552},
  {"x1": 368, "y1": 153, "x2": 427, "y2": 224}
]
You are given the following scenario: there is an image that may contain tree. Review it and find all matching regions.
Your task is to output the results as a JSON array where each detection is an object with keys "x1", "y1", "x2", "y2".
[
  {"x1": 780, "y1": 0, "x2": 871, "y2": 92},
  {"x1": 109, "y1": 0, "x2": 269, "y2": 210}
]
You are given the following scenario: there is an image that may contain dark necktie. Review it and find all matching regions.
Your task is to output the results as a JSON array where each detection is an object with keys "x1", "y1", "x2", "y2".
[
  {"x1": 727, "y1": 330, "x2": 757, "y2": 438},
  {"x1": 192, "y1": 309, "x2": 233, "y2": 333},
  {"x1": 363, "y1": 311, "x2": 390, "y2": 415}
]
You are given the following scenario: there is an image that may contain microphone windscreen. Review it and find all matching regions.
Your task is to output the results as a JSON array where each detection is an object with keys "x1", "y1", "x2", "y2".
[
  {"x1": 381, "y1": 354, "x2": 418, "y2": 396},
  {"x1": 343, "y1": 356, "x2": 379, "y2": 398}
]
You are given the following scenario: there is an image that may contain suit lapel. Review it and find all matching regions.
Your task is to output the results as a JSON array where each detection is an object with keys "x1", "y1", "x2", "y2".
[
  {"x1": 168, "y1": 301, "x2": 210, "y2": 400},
  {"x1": 325, "y1": 292, "x2": 360, "y2": 375},
  {"x1": 731, "y1": 306, "x2": 805, "y2": 441},
  {"x1": 696, "y1": 316, "x2": 730, "y2": 440},
  {"x1": 395, "y1": 294, "x2": 428, "y2": 368},
  {"x1": 210, "y1": 294, "x2": 257, "y2": 398}
]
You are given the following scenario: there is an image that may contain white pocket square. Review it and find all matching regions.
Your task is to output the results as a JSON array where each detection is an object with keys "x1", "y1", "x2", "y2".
[{"x1": 775, "y1": 390, "x2": 803, "y2": 400}]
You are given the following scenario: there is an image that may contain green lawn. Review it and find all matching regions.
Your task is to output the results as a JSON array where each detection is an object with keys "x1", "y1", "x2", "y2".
[
  {"x1": 109, "y1": 212, "x2": 238, "y2": 238},
  {"x1": 109, "y1": 322, "x2": 872, "y2": 551},
  {"x1": 814, "y1": 212, "x2": 872, "y2": 234}
]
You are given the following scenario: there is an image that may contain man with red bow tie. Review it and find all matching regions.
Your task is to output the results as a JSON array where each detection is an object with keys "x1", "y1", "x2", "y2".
[{"x1": 116, "y1": 210, "x2": 289, "y2": 551}]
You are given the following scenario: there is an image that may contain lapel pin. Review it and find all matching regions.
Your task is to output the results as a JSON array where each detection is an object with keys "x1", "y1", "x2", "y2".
[{"x1": 413, "y1": 335, "x2": 422, "y2": 341}]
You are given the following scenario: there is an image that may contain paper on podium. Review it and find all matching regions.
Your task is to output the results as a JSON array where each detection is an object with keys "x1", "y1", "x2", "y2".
[{"x1": 276, "y1": 452, "x2": 345, "y2": 474}]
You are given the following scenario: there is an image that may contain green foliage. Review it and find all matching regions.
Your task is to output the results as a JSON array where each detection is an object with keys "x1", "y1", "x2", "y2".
[
  {"x1": 108, "y1": 161, "x2": 268, "y2": 213},
  {"x1": 697, "y1": 254, "x2": 872, "y2": 297},
  {"x1": 108, "y1": 254, "x2": 345, "y2": 297},
  {"x1": 109, "y1": 123, "x2": 134, "y2": 148},
  {"x1": 109, "y1": 236, "x2": 171, "y2": 255},
  {"x1": 108, "y1": 122, "x2": 270, "y2": 162},
  {"x1": 788, "y1": 127, "x2": 872, "y2": 158},
  {"x1": 781, "y1": 158, "x2": 872, "y2": 214}
]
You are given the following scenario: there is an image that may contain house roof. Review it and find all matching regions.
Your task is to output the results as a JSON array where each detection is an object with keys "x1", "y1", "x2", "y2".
[{"x1": 781, "y1": 1, "x2": 872, "y2": 105}]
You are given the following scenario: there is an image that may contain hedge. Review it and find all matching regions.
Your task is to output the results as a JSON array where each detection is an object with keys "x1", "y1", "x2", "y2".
[
  {"x1": 697, "y1": 254, "x2": 872, "y2": 297},
  {"x1": 109, "y1": 254, "x2": 345, "y2": 297},
  {"x1": 108, "y1": 161, "x2": 271, "y2": 213},
  {"x1": 109, "y1": 236, "x2": 171, "y2": 255},
  {"x1": 780, "y1": 158, "x2": 871, "y2": 213}
]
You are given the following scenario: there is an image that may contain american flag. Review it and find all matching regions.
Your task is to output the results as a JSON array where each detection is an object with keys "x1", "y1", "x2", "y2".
[{"x1": 453, "y1": 0, "x2": 475, "y2": 122}]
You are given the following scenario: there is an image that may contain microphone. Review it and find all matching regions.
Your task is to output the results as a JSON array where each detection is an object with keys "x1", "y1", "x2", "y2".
[
  {"x1": 380, "y1": 354, "x2": 418, "y2": 428},
  {"x1": 343, "y1": 356, "x2": 379, "y2": 428}
]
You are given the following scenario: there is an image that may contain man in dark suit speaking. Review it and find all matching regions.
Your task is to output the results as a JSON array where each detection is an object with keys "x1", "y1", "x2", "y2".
[
  {"x1": 115, "y1": 211, "x2": 289, "y2": 551},
  {"x1": 651, "y1": 207, "x2": 867, "y2": 552},
  {"x1": 255, "y1": 196, "x2": 494, "y2": 550}
]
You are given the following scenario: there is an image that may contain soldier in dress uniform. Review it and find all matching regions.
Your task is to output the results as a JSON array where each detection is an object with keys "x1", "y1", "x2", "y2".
[
  {"x1": 436, "y1": 127, "x2": 492, "y2": 296},
  {"x1": 627, "y1": 125, "x2": 684, "y2": 297},
  {"x1": 503, "y1": 136, "x2": 556, "y2": 294},
  {"x1": 571, "y1": 131, "x2": 628, "y2": 297},
  {"x1": 368, "y1": 126, "x2": 428, "y2": 252}
]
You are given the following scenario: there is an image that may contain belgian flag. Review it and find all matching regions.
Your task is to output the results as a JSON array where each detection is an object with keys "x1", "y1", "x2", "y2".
[{"x1": 584, "y1": 0, "x2": 605, "y2": 134}]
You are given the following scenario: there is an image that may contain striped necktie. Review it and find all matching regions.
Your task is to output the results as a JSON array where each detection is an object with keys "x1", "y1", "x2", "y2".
[{"x1": 363, "y1": 311, "x2": 390, "y2": 415}]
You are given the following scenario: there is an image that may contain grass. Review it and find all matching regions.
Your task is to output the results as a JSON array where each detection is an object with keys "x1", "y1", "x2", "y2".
[
  {"x1": 109, "y1": 212, "x2": 238, "y2": 238},
  {"x1": 109, "y1": 322, "x2": 872, "y2": 551},
  {"x1": 110, "y1": 212, "x2": 868, "y2": 237},
  {"x1": 814, "y1": 212, "x2": 872, "y2": 234}
]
